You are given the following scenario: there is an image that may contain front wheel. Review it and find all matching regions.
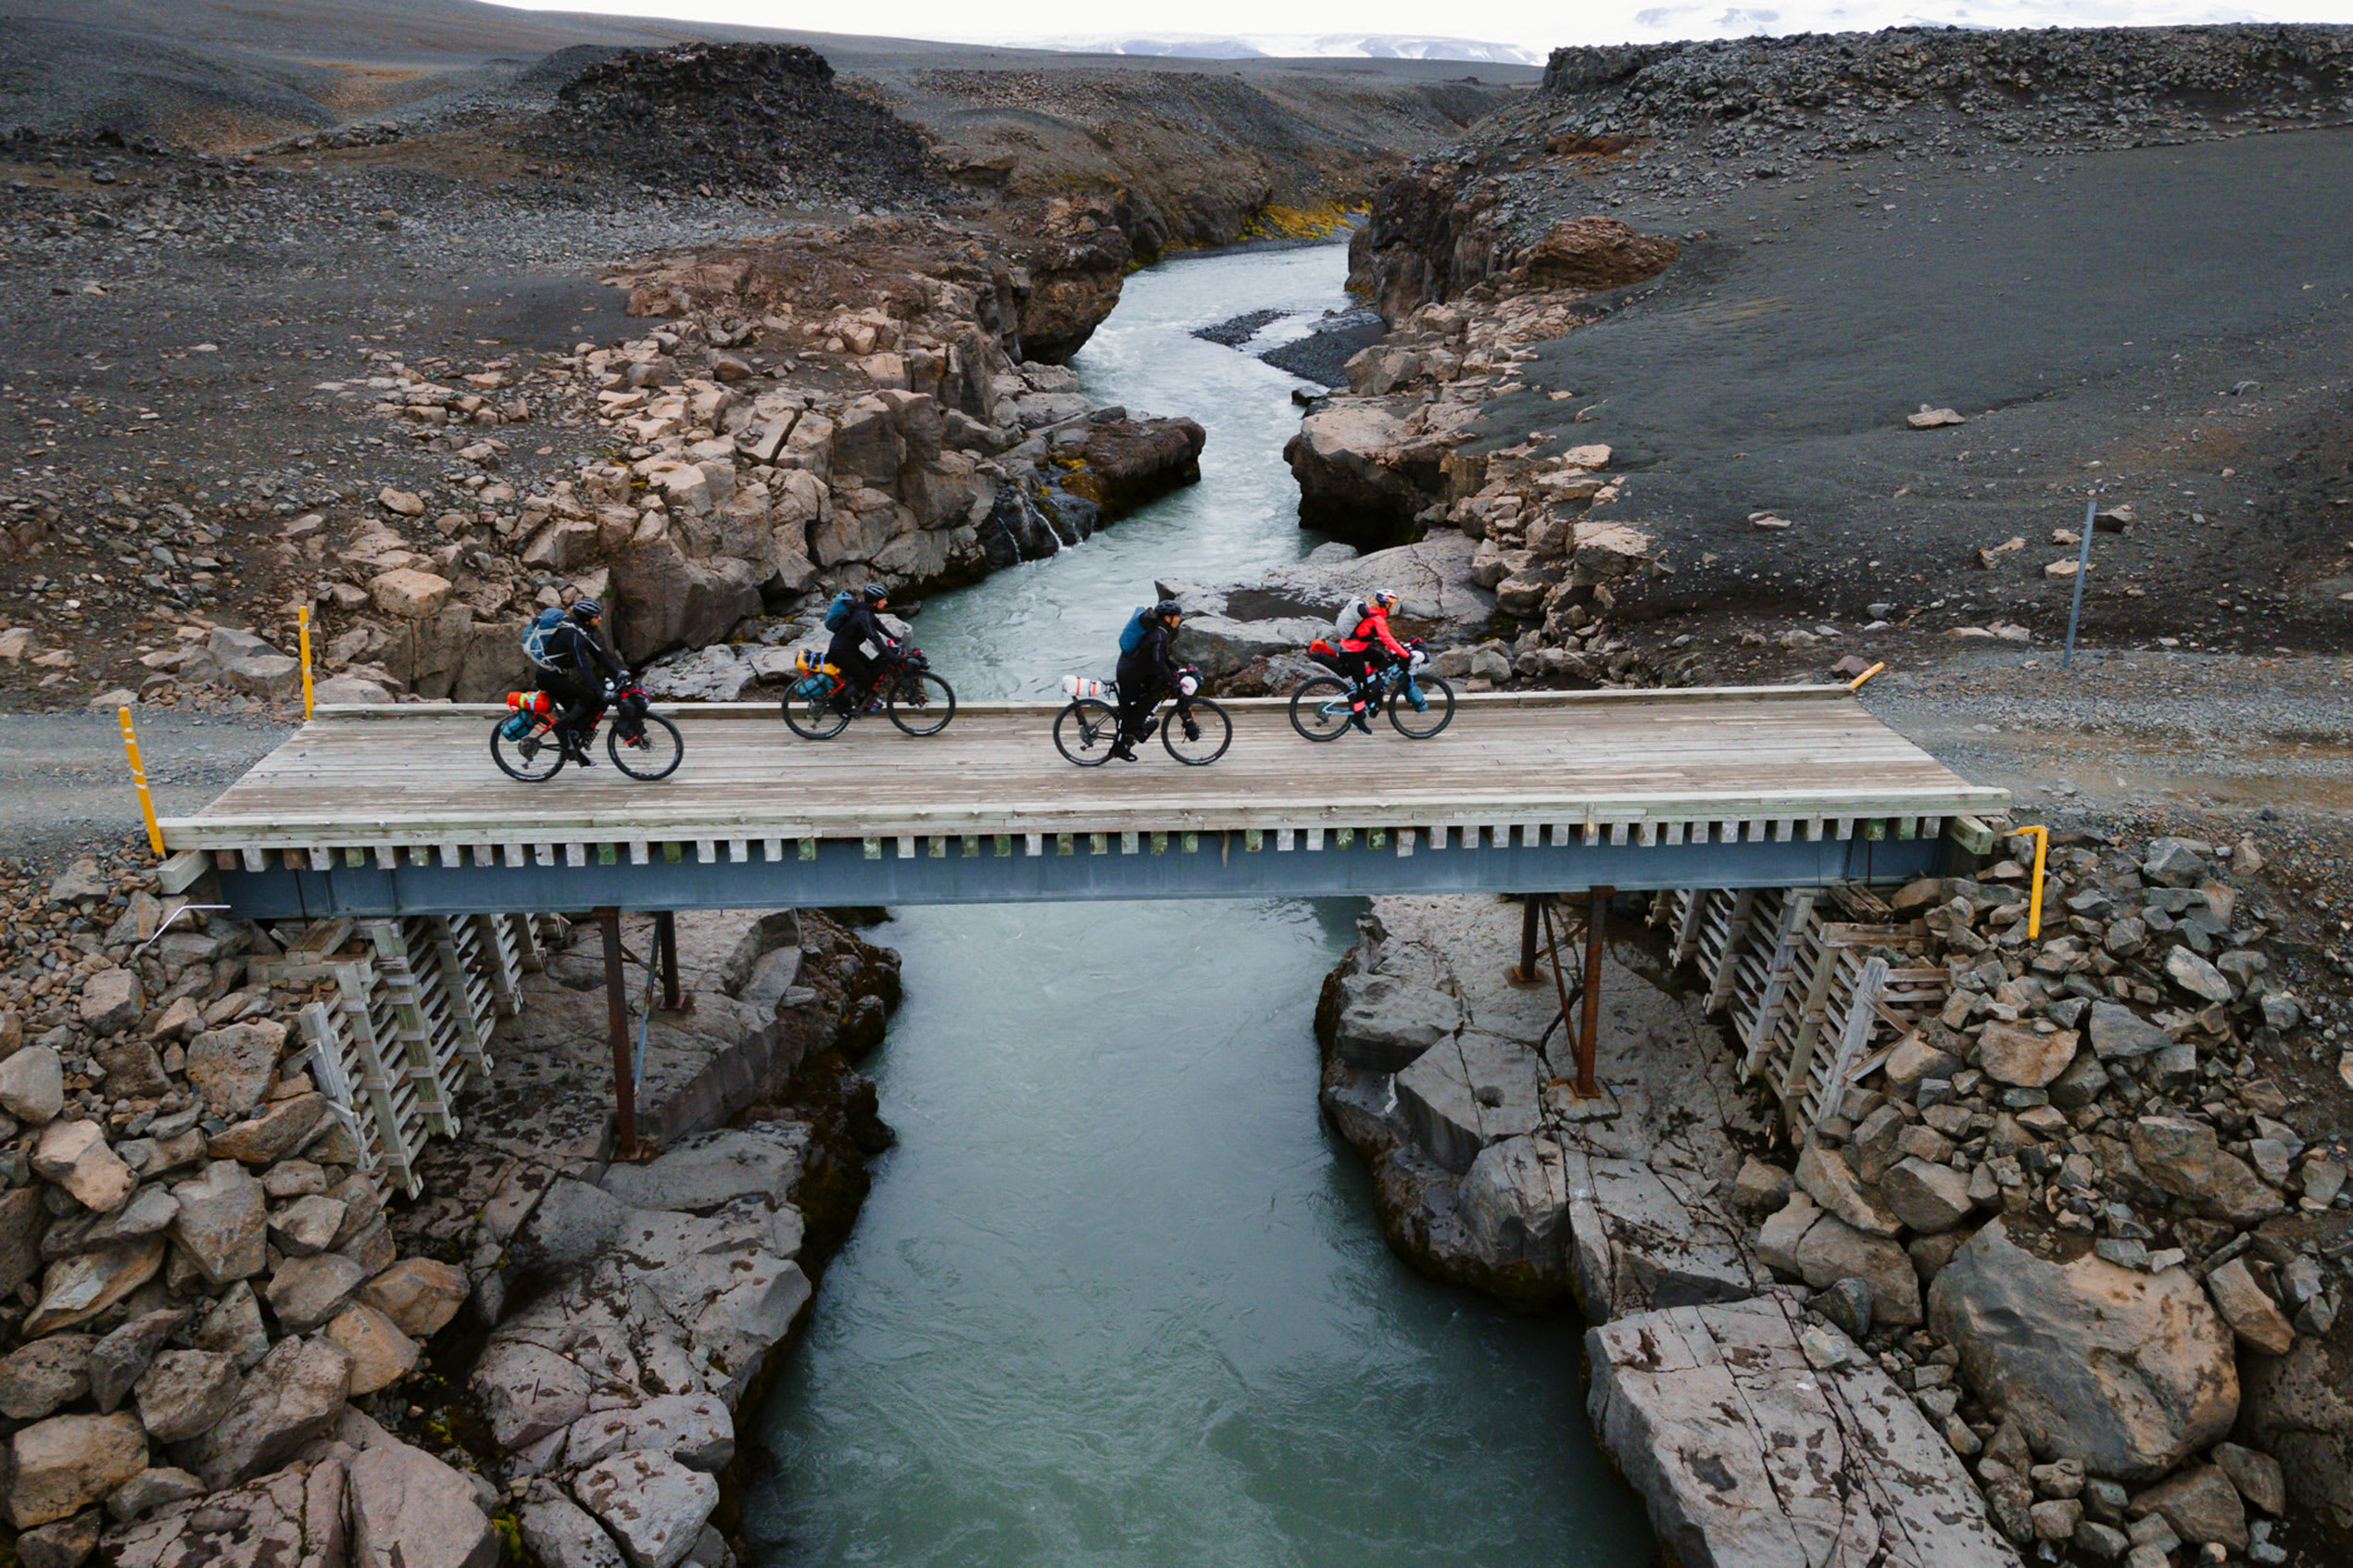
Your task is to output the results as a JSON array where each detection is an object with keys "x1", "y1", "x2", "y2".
[
  {"x1": 1163, "y1": 697, "x2": 1232, "y2": 765},
  {"x1": 887, "y1": 671, "x2": 957, "y2": 737},
  {"x1": 782, "y1": 685, "x2": 850, "y2": 740},
  {"x1": 1053, "y1": 699, "x2": 1121, "y2": 766},
  {"x1": 1287, "y1": 675, "x2": 1354, "y2": 742},
  {"x1": 609, "y1": 713, "x2": 684, "y2": 780},
  {"x1": 1388, "y1": 671, "x2": 1456, "y2": 739},
  {"x1": 489, "y1": 718, "x2": 566, "y2": 783}
]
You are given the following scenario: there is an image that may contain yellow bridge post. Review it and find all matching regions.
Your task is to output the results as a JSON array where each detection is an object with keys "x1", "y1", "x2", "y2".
[
  {"x1": 298, "y1": 605, "x2": 315, "y2": 720},
  {"x1": 119, "y1": 706, "x2": 164, "y2": 858},
  {"x1": 2020, "y1": 824, "x2": 2049, "y2": 938}
]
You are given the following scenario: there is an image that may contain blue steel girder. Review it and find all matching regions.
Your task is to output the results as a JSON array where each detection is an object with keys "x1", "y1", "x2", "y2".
[{"x1": 207, "y1": 824, "x2": 1953, "y2": 921}]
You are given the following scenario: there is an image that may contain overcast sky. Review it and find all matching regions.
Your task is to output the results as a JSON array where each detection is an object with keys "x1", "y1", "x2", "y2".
[{"x1": 490, "y1": 0, "x2": 2352, "y2": 60}]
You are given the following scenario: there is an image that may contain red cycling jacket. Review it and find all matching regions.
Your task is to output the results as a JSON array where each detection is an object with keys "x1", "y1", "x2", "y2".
[{"x1": 1340, "y1": 607, "x2": 1410, "y2": 660}]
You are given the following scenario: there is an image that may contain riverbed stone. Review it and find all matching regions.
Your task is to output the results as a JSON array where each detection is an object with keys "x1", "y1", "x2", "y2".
[
  {"x1": 178, "y1": 1335, "x2": 352, "y2": 1489},
  {"x1": 87, "y1": 1311, "x2": 182, "y2": 1413},
  {"x1": 0, "y1": 1184, "x2": 51, "y2": 1297},
  {"x1": 1796, "y1": 1142, "x2": 1901, "y2": 1236},
  {"x1": 2131, "y1": 1117, "x2": 2284, "y2": 1223},
  {"x1": 2088, "y1": 1002, "x2": 2172, "y2": 1060},
  {"x1": 182, "y1": 1022, "x2": 283, "y2": 1120},
  {"x1": 0, "y1": 1044, "x2": 65, "y2": 1123},
  {"x1": 2129, "y1": 1463, "x2": 2246, "y2": 1551},
  {"x1": 573, "y1": 1451, "x2": 719, "y2": 1568},
  {"x1": 2205, "y1": 1257, "x2": 2296, "y2": 1355},
  {"x1": 26, "y1": 1236, "x2": 166, "y2": 1336},
  {"x1": 1394, "y1": 1030, "x2": 1541, "y2": 1173},
  {"x1": 1881, "y1": 1156, "x2": 1975, "y2": 1235},
  {"x1": 1588, "y1": 1298, "x2": 2016, "y2": 1568},
  {"x1": 1975, "y1": 1022, "x2": 2078, "y2": 1087},
  {"x1": 132, "y1": 1348, "x2": 243, "y2": 1442},
  {"x1": 6, "y1": 1413, "x2": 146, "y2": 1529},
  {"x1": 0, "y1": 1335, "x2": 95, "y2": 1420},
  {"x1": 34, "y1": 1120, "x2": 138, "y2": 1212},
  {"x1": 348, "y1": 1438, "x2": 501, "y2": 1568},
  {"x1": 561, "y1": 1393, "x2": 735, "y2": 1472},
  {"x1": 1927, "y1": 1217, "x2": 2236, "y2": 1479},
  {"x1": 266, "y1": 1252, "x2": 365, "y2": 1332},
  {"x1": 359, "y1": 1256, "x2": 470, "y2": 1339},
  {"x1": 188, "y1": 1280, "x2": 271, "y2": 1369},
  {"x1": 105, "y1": 1467, "x2": 205, "y2": 1523},
  {"x1": 522, "y1": 1489, "x2": 628, "y2": 1568},
  {"x1": 474, "y1": 1340, "x2": 594, "y2": 1451},
  {"x1": 171, "y1": 1160, "x2": 268, "y2": 1285},
  {"x1": 208, "y1": 1092, "x2": 328, "y2": 1165},
  {"x1": 598, "y1": 1129, "x2": 803, "y2": 1215},
  {"x1": 325, "y1": 1303, "x2": 421, "y2": 1395},
  {"x1": 2211, "y1": 1441, "x2": 2286, "y2": 1516},
  {"x1": 1784, "y1": 1208, "x2": 1923, "y2": 1326},
  {"x1": 78, "y1": 969, "x2": 142, "y2": 1038},
  {"x1": 1330, "y1": 971, "x2": 1461, "y2": 1071}
]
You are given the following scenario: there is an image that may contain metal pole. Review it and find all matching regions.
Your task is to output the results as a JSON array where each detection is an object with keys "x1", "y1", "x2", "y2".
[
  {"x1": 600, "y1": 908, "x2": 637, "y2": 1160},
  {"x1": 118, "y1": 707, "x2": 164, "y2": 858},
  {"x1": 2061, "y1": 498, "x2": 2095, "y2": 671},
  {"x1": 297, "y1": 605, "x2": 315, "y2": 720},
  {"x1": 1576, "y1": 885, "x2": 1611, "y2": 1098},
  {"x1": 1508, "y1": 895, "x2": 1545, "y2": 985},
  {"x1": 654, "y1": 909, "x2": 682, "y2": 1012}
]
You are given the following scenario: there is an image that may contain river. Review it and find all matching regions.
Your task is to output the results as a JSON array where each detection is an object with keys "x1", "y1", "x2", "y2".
[{"x1": 743, "y1": 244, "x2": 1656, "y2": 1568}]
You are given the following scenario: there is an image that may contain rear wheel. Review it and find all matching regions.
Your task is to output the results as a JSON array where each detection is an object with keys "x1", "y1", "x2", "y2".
[
  {"x1": 782, "y1": 684, "x2": 850, "y2": 740},
  {"x1": 887, "y1": 671, "x2": 957, "y2": 737},
  {"x1": 489, "y1": 717, "x2": 566, "y2": 783},
  {"x1": 1163, "y1": 697, "x2": 1232, "y2": 765},
  {"x1": 1388, "y1": 671, "x2": 1456, "y2": 739},
  {"x1": 1287, "y1": 675, "x2": 1354, "y2": 742},
  {"x1": 1053, "y1": 699, "x2": 1121, "y2": 766},
  {"x1": 608, "y1": 713, "x2": 684, "y2": 780}
]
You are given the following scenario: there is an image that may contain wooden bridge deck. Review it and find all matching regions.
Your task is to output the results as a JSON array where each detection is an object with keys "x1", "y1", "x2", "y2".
[{"x1": 160, "y1": 687, "x2": 2006, "y2": 872}]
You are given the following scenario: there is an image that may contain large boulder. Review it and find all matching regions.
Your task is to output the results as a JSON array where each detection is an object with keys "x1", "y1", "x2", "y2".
[
  {"x1": 609, "y1": 537, "x2": 763, "y2": 662},
  {"x1": 347, "y1": 1438, "x2": 501, "y2": 1568},
  {"x1": 33, "y1": 1120, "x2": 138, "y2": 1211},
  {"x1": 132, "y1": 1348, "x2": 243, "y2": 1442},
  {"x1": 2237, "y1": 1309, "x2": 2353, "y2": 1536},
  {"x1": 26, "y1": 1237, "x2": 166, "y2": 1336},
  {"x1": 572, "y1": 1451, "x2": 719, "y2": 1568},
  {"x1": 1516, "y1": 215, "x2": 1680, "y2": 290},
  {"x1": 359, "y1": 1257, "x2": 469, "y2": 1339},
  {"x1": 6, "y1": 1412, "x2": 146, "y2": 1529},
  {"x1": 170, "y1": 1160, "x2": 269, "y2": 1286},
  {"x1": 176, "y1": 1336, "x2": 351, "y2": 1489},
  {"x1": 1588, "y1": 1299, "x2": 2015, "y2": 1568},
  {"x1": 1328, "y1": 971, "x2": 1460, "y2": 1072},
  {"x1": 182, "y1": 1022, "x2": 286, "y2": 1120},
  {"x1": 1928, "y1": 1218, "x2": 2235, "y2": 1479},
  {"x1": 1283, "y1": 403, "x2": 1426, "y2": 548},
  {"x1": 1060, "y1": 417, "x2": 1207, "y2": 517}
]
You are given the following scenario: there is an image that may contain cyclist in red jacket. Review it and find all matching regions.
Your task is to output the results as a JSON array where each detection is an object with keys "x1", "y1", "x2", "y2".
[{"x1": 1336, "y1": 590, "x2": 1408, "y2": 734}]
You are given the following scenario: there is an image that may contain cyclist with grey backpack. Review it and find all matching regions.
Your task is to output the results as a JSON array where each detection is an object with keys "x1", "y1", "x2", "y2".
[{"x1": 526, "y1": 598, "x2": 624, "y2": 766}]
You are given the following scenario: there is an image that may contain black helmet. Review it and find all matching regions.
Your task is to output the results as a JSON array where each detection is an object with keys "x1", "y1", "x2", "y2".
[
  {"x1": 1153, "y1": 598, "x2": 1182, "y2": 621},
  {"x1": 570, "y1": 597, "x2": 603, "y2": 622},
  {"x1": 861, "y1": 583, "x2": 889, "y2": 604}
]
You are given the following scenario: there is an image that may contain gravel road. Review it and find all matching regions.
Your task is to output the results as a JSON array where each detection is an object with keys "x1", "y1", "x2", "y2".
[{"x1": 0, "y1": 709, "x2": 289, "y2": 864}]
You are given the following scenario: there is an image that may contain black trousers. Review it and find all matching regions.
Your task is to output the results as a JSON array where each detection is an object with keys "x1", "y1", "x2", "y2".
[
  {"x1": 1114, "y1": 659, "x2": 1164, "y2": 743},
  {"x1": 534, "y1": 670, "x2": 603, "y2": 737}
]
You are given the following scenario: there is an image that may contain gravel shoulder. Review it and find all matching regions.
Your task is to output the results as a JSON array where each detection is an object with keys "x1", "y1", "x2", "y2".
[{"x1": 0, "y1": 709, "x2": 290, "y2": 862}]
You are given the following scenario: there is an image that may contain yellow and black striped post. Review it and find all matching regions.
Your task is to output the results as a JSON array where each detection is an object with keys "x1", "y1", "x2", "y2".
[{"x1": 297, "y1": 605, "x2": 315, "y2": 720}]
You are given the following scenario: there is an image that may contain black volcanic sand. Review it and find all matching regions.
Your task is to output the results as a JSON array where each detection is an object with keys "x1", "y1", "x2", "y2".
[{"x1": 1475, "y1": 129, "x2": 2353, "y2": 653}]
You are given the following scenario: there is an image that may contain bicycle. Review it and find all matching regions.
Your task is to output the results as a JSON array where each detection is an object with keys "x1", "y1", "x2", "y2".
[
  {"x1": 491, "y1": 681, "x2": 683, "y2": 782},
  {"x1": 1288, "y1": 639, "x2": 1456, "y2": 742},
  {"x1": 1053, "y1": 664, "x2": 1232, "y2": 766},
  {"x1": 781, "y1": 646, "x2": 957, "y2": 740}
]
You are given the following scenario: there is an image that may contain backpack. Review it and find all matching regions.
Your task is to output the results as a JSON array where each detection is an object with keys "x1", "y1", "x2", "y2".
[
  {"x1": 521, "y1": 607, "x2": 566, "y2": 671},
  {"x1": 822, "y1": 590, "x2": 857, "y2": 633},
  {"x1": 1334, "y1": 597, "x2": 1368, "y2": 638},
  {"x1": 1117, "y1": 605, "x2": 1152, "y2": 655}
]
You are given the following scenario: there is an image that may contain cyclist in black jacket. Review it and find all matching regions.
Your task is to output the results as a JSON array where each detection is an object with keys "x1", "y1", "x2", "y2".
[
  {"x1": 824, "y1": 583, "x2": 902, "y2": 713},
  {"x1": 535, "y1": 598, "x2": 624, "y2": 765},
  {"x1": 1113, "y1": 600, "x2": 1183, "y2": 760}
]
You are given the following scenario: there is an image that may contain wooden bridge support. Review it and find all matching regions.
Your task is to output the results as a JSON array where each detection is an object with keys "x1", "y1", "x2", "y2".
[{"x1": 599, "y1": 909, "x2": 638, "y2": 1160}]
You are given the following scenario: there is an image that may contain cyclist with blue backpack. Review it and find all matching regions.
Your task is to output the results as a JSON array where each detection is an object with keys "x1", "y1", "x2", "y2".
[
  {"x1": 1112, "y1": 598, "x2": 1184, "y2": 760},
  {"x1": 525, "y1": 597, "x2": 624, "y2": 766},
  {"x1": 824, "y1": 583, "x2": 901, "y2": 714}
]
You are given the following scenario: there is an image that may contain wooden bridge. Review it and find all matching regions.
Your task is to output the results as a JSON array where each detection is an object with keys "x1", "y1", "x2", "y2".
[
  {"x1": 154, "y1": 684, "x2": 2006, "y2": 1154},
  {"x1": 158, "y1": 686, "x2": 2007, "y2": 920}
]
